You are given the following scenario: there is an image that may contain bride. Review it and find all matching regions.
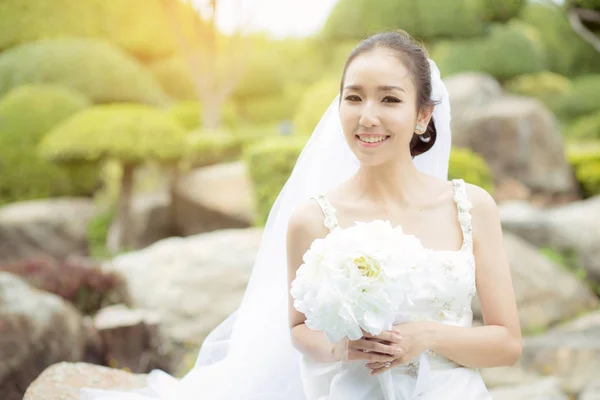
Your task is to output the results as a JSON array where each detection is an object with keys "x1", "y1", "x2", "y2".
[{"x1": 81, "y1": 30, "x2": 521, "y2": 400}]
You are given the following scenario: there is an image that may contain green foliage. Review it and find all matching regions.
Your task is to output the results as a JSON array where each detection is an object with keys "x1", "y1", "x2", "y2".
[
  {"x1": 521, "y1": 2, "x2": 600, "y2": 77},
  {"x1": 244, "y1": 136, "x2": 308, "y2": 226},
  {"x1": 0, "y1": 0, "x2": 178, "y2": 58},
  {"x1": 448, "y1": 147, "x2": 495, "y2": 194},
  {"x1": 566, "y1": 0, "x2": 600, "y2": 10},
  {"x1": 478, "y1": 0, "x2": 526, "y2": 22},
  {"x1": 323, "y1": 0, "x2": 484, "y2": 42},
  {"x1": 504, "y1": 72, "x2": 572, "y2": 109},
  {"x1": 0, "y1": 255, "x2": 129, "y2": 315},
  {"x1": 540, "y1": 246, "x2": 600, "y2": 295},
  {"x1": 185, "y1": 130, "x2": 249, "y2": 168},
  {"x1": 86, "y1": 206, "x2": 116, "y2": 260},
  {"x1": 293, "y1": 78, "x2": 340, "y2": 135},
  {"x1": 167, "y1": 100, "x2": 241, "y2": 131},
  {"x1": 0, "y1": 38, "x2": 169, "y2": 105},
  {"x1": 554, "y1": 75, "x2": 600, "y2": 120},
  {"x1": 567, "y1": 111, "x2": 600, "y2": 140},
  {"x1": 433, "y1": 23, "x2": 546, "y2": 81},
  {"x1": 148, "y1": 57, "x2": 196, "y2": 101},
  {"x1": 0, "y1": 85, "x2": 98, "y2": 205},
  {"x1": 39, "y1": 104, "x2": 188, "y2": 165},
  {"x1": 567, "y1": 144, "x2": 600, "y2": 197}
]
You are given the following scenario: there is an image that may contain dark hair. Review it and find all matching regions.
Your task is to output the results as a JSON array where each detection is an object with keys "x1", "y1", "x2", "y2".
[{"x1": 340, "y1": 30, "x2": 438, "y2": 157}]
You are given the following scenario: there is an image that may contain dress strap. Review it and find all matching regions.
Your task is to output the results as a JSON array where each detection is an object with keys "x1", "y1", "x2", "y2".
[
  {"x1": 311, "y1": 194, "x2": 340, "y2": 232},
  {"x1": 451, "y1": 179, "x2": 473, "y2": 252}
]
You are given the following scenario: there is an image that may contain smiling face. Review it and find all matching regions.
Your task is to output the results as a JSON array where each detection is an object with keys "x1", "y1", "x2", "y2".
[{"x1": 339, "y1": 47, "x2": 431, "y2": 167}]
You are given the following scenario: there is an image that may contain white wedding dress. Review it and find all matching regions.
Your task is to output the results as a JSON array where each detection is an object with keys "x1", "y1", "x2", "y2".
[{"x1": 300, "y1": 179, "x2": 492, "y2": 400}]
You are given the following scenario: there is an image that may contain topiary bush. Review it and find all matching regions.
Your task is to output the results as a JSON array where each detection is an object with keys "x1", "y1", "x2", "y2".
[
  {"x1": 148, "y1": 57, "x2": 197, "y2": 101},
  {"x1": 167, "y1": 100, "x2": 242, "y2": 131},
  {"x1": 185, "y1": 130, "x2": 250, "y2": 168},
  {"x1": 244, "y1": 136, "x2": 308, "y2": 226},
  {"x1": 293, "y1": 77, "x2": 340, "y2": 135},
  {"x1": 554, "y1": 75, "x2": 600, "y2": 120},
  {"x1": 567, "y1": 111, "x2": 600, "y2": 140},
  {"x1": 433, "y1": 23, "x2": 546, "y2": 82},
  {"x1": 504, "y1": 72, "x2": 572, "y2": 109},
  {"x1": 478, "y1": 0, "x2": 527, "y2": 23},
  {"x1": 567, "y1": 144, "x2": 600, "y2": 197},
  {"x1": 0, "y1": 84, "x2": 99, "y2": 205},
  {"x1": 0, "y1": 38, "x2": 169, "y2": 105},
  {"x1": 0, "y1": 255, "x2": 129, "y2": 315},
  {"x1": 448, "y1": 147, "x2": 495, "y2": 194}
]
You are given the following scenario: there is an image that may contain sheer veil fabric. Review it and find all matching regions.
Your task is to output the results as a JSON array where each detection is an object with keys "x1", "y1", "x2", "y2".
[{"x1": 80, "y1": 59, "x2": 451, "y2": 400}]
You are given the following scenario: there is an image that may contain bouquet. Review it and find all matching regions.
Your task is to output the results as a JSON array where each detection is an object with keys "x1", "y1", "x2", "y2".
[{"x1": 291, "y1": 219, "x2": 427, "y2": 343}]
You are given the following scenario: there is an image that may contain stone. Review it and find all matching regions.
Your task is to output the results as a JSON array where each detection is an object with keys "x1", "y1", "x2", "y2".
[{"x1": 489, "y1": 377, "x2": 568, "y2": 400}]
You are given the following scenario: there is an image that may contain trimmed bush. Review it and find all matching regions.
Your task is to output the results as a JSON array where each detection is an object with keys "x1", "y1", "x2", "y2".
[
  {"x1": 554, "y1": 75, "x2": 600, "y2": 120},
  {"x1": 167, "y1": 100, "x2": 242, "y2": 131},
  {"x1": 0, "y1": 0, "x2": 178, "y2": 59},
  {"x1": 148, "y1": 57, "x2": 197, "y2": 101},
  {"x1": 478, "y1": 0, "x2": 526, "y2": 23},
  {"x1": 448, "y1": 147, "x2": 495, "y2": 194},
  {"x1": 567, "y1": 144, "x2": 600, "y2": 197},
  {"x1": 0, "y1": 256, "x2": 129, "y2": 315},
  {"x1": 244, "y1": 137, "x2": 308, "y2": 226},
  {"x1": 293, "y1": 78, "x2": 340, "y2": 135},
  {"x1": 504, "y1": 72, "x2": 572, "y2": 109},
  {"x1": 567, "y1": 111, "x2": 600, "y2": 140},
  {"x1": 433, "y1": 23, "x2": 546, "y2": 81},
  {"x1": 0, "y1": 85, "x2": 98, "y2": 205},
  {"x1": 0, "y1": 38, "x2": 169, "y2": 105},
  {"x1": 186, "y1": 130, "x2": 249, "y2": 168}
]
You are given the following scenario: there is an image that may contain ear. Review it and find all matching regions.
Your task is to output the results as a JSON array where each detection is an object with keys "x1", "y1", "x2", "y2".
[{"x1": 415, "y1": 105, "x2": 434, "y2": 133}]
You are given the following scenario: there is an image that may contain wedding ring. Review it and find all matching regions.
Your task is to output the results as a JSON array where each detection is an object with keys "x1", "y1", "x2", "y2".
[
  {"x1": 384, "y1": 362, "x2": 391, "y2": 368},
  {"x1": 363, "y1": 349, "x2": 370, "y2": 353}
]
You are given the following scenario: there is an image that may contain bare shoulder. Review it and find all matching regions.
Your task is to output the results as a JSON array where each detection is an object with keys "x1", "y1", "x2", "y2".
[
  {"x1": 287, "y1": 197, "x2": 329, "y2": 244},
  {"x1": 464, "y1": 182, "x2": 499, "y2": 216}
]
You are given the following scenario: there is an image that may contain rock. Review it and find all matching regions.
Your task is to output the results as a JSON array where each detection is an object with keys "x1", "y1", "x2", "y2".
[
  {"x1": 480, "y1": 364, "x2": 542, "y2": 389},
  {"x1": 500, "y1": 196, "x2": 600, "y2": 282},
  {"x1": 93, "y1": 304, "x2": 169, "y2": 374},
  {"x1": 0, "y1": 198, "x2": 98, "y2": 263},
  {"x1": 455, "y1": 95, "x2": 578, "y2": 196},
  {"x1": 521, "y1": 311, "x2": 600, "y2": 394},
  {"x1": 101, "y1": 228, "x2": 263, "y2": 373},
  {"x1": 171, "y1": 162, "x2": 254, "y2": 236},
  {"x1": 23, "y1": 362, "x2": 147, "y2": 400},
  {"x1": 580, "y1": 381, "x2": 600, "y2": 400},
  {"x1": 494, "y1": 178, "x2": 532, "y2": 204},
  {"x1": 489, "y1": 377, "x2": 568, "y2": 400},
  {"x1": 107, "y1": 189, "x2": 174, "y2": 252},
  {"x1": 444, "y1": 73, "x2": 503, "y2": 142},
  {"x1": 0, "y1": 273, "x2": 85, "y2": 400},
  {"x1": 471, "y1": 233, "x2": 598, "y2": 332}
]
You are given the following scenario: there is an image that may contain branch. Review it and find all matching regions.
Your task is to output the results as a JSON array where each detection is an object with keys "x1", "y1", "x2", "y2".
[{"x1": 567, "y1": 8, "x2": 600, "y2": 52}]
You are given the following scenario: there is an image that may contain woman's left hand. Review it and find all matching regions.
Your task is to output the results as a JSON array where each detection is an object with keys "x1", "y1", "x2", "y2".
[{"x1": 366, "y1": 321, "x2": 436, "y2": 376}]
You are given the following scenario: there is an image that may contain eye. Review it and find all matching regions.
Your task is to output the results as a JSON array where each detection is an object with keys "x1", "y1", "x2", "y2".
[
  {"x1": 344, "y1": 95, "x2": 361, "y2": 102},
  {"x1": 382, "y1": 96, "x2": 401, "y2": 103}
]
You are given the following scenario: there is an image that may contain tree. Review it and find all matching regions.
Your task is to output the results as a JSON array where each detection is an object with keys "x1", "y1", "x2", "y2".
[
  {"x1": 566, "y1": 0, "x2": 600, "y2": 52},
  {"x1": 0, "y1": 38, "x2": 169, "y2": 105},
  {"x1": 38, "y1": 104, "x2": 188, "y2": 251},
  {"x1": 161, "y1": 0, "x2": 250, "y2": 129}
]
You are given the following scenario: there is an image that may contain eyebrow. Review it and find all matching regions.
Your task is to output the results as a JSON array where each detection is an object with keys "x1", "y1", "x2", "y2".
[{"x1": 343, "y1": 85, "x2": 406, "y2": 93}]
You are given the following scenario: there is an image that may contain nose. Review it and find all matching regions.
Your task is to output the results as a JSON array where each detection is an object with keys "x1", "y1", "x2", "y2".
[{"x1": 358, "y1": 100, "x2": 380, "y2": 128}]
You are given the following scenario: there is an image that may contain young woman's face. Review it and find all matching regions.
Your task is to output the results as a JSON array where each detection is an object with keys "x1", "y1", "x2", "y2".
[{"x1": 339, "y1": 48, "x2": 426, "y2": 166}]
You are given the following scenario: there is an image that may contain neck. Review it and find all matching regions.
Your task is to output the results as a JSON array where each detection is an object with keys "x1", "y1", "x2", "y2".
[{"x1": 352, "y1": 154, "x2": 430, "y2": 207}]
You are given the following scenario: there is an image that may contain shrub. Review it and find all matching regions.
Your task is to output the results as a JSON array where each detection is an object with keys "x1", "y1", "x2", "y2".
[
  {"x1": 244, "y1": 137, "x2": 308, "y2": 226},
  {"x1": 86, "y1": 206, "x2": 116, "y2": 260},
  {"x1": 293, "y1": 78, "x2": 340, "y2": 135},
  {"x1": 554, "y1": 75, "x2": 600, "y2": 120},
  {"x1": 478, "y1": 0, "x2": 526, "y2": 23},
  {"x1": 567, "y1": 111, "x2": 600, "y2": 140},
  {"x1": 148, "y1": 57, "x2": 197, "y2": 101},
  {"x1": 567, "y1": 144, "x2": 600, "y2": 197},
  {"x1": 0, "y1": 38, "x2": 169, "y2": 105},
  {"x1": 448, "y1": 147, "x2": 495, "y2": 194},
  {"x1": 433, "y1": 23, "x2": 546, "y2": 81},
  {"x1": 0, "y1": 256, "x2": 129, "y2": 315},
  {"x1": 504, "y1": 72, "x2": 572, "y2": 109},
  {"x1": 0, "y1": 85, "x2": 99, "y2": 205}
]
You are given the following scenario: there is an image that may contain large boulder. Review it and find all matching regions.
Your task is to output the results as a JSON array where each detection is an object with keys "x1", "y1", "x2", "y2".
[
  {"x1": 455, "y1": 95, "x2": 578, "y2": 196},
  {"x1": 101, "y1": 228, "x2": 263, "y2": 374},
  {"x1": 471, "y1": 232, "x2": 598, "y2": 333},
  {"x1": 171, "y1": 162, "x2": 254, "y2": 236},
  {"x1": 0, "y1": 273, "x2": 85, "y2": 400},
  {"x1": 500, "y1": 197, "x2": 600, "y2": 282},
  {"x1": 0, "y1": 198, "x2": 98, "y2": 263}
]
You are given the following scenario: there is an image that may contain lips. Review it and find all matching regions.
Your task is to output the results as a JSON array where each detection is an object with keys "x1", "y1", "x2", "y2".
[{"x1": 356, "y1": 134, "x2": 390, "y2": 144}]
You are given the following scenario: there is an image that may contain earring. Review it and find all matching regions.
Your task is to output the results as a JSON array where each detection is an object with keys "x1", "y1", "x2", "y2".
[
  {"x1": 415, "y1": 124, "x2": 425, "y2": 134},
  {"x1": 419, "y1": 134, "x2": 431, "y2": 143}
]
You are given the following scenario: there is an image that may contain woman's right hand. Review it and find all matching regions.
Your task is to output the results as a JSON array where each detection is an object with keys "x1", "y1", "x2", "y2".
[{"x1": 331, "y1": 330, "x2": 404, "y2": 364}]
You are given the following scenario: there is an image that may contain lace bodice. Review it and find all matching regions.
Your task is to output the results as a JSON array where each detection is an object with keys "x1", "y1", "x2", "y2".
[{"x1": 310, "y1": 179, "x2": 478, "y2": 377}]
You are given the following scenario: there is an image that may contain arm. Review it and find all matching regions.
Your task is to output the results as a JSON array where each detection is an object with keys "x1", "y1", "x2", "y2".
[{"x1": 425, "y1": 185, "x2": 522, "y2": 368}]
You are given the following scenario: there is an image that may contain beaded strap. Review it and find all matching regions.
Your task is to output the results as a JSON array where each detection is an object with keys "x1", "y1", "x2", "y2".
[
  {"x1": 312, "y1": 194, "x2": 340, "y2": 232},
  {"x1": 451, "y1": 179, "x2": 473, "y2": 252}
]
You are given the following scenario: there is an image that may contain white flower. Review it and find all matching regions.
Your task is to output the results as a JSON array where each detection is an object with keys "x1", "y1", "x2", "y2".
[{"x1": 290, "y1": 220, "x2": 427, "y2": 343}]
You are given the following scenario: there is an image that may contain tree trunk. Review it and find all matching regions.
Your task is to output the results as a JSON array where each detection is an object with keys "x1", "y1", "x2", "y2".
[
  {"x1": 117, "y1": 163, "x2": 136, "y2": 251},
  {"x1": 201, "y1": 95, "x2": 224, "y2": 130}
]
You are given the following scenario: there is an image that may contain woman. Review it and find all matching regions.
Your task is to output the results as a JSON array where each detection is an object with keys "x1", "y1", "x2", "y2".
[{"x1": 81, "y1": 31, "x2": 521, "y2": 400}]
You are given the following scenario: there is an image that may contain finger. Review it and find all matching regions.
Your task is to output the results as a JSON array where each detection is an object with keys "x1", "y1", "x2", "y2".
[
  {"x1": 359, "y1": 340, "x2": 402, "y2": 357},
  {"x1": 363, "y1": 330, "x2": 402, "y2": 344},
  {"x1": 348, "y1": 349, "x2": 395, "y2": 363}
]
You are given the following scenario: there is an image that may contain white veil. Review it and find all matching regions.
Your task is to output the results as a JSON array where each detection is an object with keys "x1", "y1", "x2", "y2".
[{"x1": 80, "y1": 60, "x2": 451, "y2": 400}]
